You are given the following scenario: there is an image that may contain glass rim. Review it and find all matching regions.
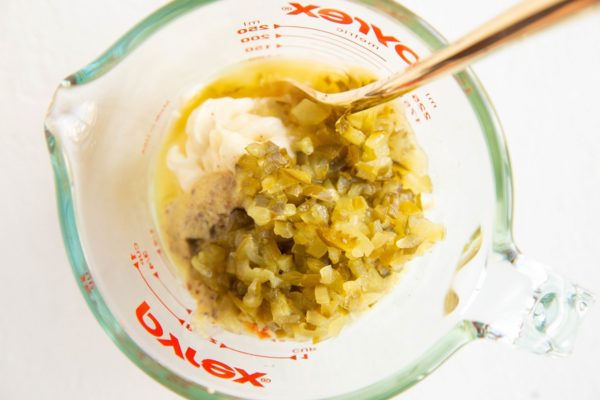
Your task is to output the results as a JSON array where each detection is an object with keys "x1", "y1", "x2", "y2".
[{"x1": 45, "y1": 0, "x2": 515, "y2": 398}]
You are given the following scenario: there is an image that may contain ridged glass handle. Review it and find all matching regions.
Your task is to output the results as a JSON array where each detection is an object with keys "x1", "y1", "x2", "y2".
[{"x1": 466, "y1": 250, "x2": 594, "y2": 356}]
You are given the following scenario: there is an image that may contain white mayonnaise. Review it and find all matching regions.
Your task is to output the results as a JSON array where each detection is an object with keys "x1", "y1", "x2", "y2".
[{"x1": 167, "y1": 97, "x2": 291, "y2": 192}]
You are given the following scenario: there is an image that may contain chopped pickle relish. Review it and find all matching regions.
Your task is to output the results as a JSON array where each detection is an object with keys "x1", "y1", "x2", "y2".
[{"x1": 155, "y1": 59, "x2": 443, "y2": 342}]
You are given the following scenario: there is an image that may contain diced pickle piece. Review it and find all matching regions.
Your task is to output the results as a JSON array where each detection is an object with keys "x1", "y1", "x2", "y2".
[
  {"x1": 243, "y1": 279, "x2": 263, "y2": 308},
  {"x1": 371, "y1": 231, "x2": 396, "y2": 249},
  {"x1": 402, "y1": 172, "x2": 433, "y2": 194},
  {"x1": 271, "y1": 293, "x2": 292, "y2": 323},
  {"x1": 315, "y1": 286, "x2": 330, "y2": 305},
  {"x1": 306, "y1": 237, "x2": 328, "y2": 258},
  {"x1": 319, "y1": 265, "x2": 335, "y2": 284},
  {"x1": 292, "y1": 136, "x2": 315, "y2": 155},
  {"x1": 274, "y1": 221, "x2": 295, "y2": 238},
  {"x1": 291, "y1": 99, "x2": 331, "y2": 126},
  {"x1": 336, "y1": 118, "x2": 366, "y2": 145},
  {"x1": 327, "y1": 247, "x2": 341, "y2": 264},
  {"x1": 246, "y1": 205, "x2": 271, "y2": 226},
  {"x1": 363, "y1": 132, "x2": 390, "y2": 160},
  {"x1": 178, "y1": 81, "x2": 441, "y2": 342},
  {"x1": 355, "y1": 157, "x2": 393, "y2": 182},
  {"x1": 306, "y1": 310, "x2": 328, "y2": 326},
  {"x1": 282, "y1": 168, "x2": 312, "y2": 184}
]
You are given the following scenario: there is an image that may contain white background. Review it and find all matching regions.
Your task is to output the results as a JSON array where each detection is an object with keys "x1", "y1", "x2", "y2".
[{"x1": 1, "y1": 0, "x2": 599, "y2": 399}]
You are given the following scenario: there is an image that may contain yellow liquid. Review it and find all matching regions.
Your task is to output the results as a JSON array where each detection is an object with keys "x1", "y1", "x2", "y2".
[
  {"x1": 151, "y1": 58, "x2": 442, "y2": 341},
  {"x1": 154, "y1": 58, "x2": 377, "y2": 275}
]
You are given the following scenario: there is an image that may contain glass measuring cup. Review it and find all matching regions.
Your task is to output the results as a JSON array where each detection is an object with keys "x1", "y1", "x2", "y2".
[{"x1": 43, "y1": 0, "x2": 594, "y2": 399}]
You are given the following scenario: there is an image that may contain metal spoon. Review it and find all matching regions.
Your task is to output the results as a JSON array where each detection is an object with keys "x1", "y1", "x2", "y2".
[{"x1": 290, "y1": 0, "x2": 599, "y2": 112}]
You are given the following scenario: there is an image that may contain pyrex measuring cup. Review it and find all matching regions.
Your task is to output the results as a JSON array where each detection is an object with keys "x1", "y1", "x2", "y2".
[{"x1": 44, "y1": 0, "x2": 594, "y2": 399}]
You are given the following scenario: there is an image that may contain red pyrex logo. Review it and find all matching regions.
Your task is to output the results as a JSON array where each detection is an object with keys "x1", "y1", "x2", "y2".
[
  {"x1": 286, "y1": 2, "x2": 419, "y2": 64},
  {"x1": 136, "y1": 301, "x2": 269, "y2": 387}
]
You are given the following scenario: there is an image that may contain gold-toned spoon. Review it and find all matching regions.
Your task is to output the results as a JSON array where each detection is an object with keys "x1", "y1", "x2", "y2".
[{"x1": 290, "y1": 0, "x2": 599, "y2": 112}]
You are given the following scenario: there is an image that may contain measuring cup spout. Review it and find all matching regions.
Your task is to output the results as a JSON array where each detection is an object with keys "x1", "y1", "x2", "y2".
[{"x1": 44, "y1": 82, "x2": 99, "y2": 157}]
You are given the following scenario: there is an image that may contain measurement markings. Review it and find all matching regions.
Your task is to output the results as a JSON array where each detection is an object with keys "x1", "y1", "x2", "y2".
[
  {"x1": 277, "y1": 43, "x2": 382, "y2": 71},
  {"x1": 276, "y1": 33, "x2": 390, "y2": 72},
  {"x1": 152, "y1": 270, "x2": 192, "y2": 315},
  {"x1": 133, "y1": 259, "x2": 187, "y2": 326},
  {"x1": 217, "y1": 342, "x2": 309, "y2": 361},
  {"x1": 274, "y1": 24, "x2": 386, "y2": 62},
  {"x1": 79, "y1": 272, "x2": 95, "y2": 294}
]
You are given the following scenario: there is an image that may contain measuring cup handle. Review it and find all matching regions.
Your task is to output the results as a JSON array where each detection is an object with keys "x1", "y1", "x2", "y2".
[{"x1": 465, "y1": 250, "x2": 594, "y2": 356}]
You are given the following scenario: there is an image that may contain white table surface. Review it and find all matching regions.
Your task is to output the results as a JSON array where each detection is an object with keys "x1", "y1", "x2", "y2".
[{"x1": 1, "y1": 0, "x2": 599, "y2": 398}]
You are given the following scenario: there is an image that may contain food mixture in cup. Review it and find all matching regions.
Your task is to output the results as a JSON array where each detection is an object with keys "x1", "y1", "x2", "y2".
[{"x1": 154, "y1": 59, "x2": 443, "y2": 342}]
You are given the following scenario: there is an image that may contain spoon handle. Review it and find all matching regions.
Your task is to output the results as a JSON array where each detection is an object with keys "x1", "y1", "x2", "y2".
[{"x1": 352, "y1": 0, "x2": 599, "y2": 110}]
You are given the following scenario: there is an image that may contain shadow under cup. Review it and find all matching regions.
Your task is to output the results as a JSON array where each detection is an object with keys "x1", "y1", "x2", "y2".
[{"x1": 45, "y1": 0, "x2": 592, "y2": 399}]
